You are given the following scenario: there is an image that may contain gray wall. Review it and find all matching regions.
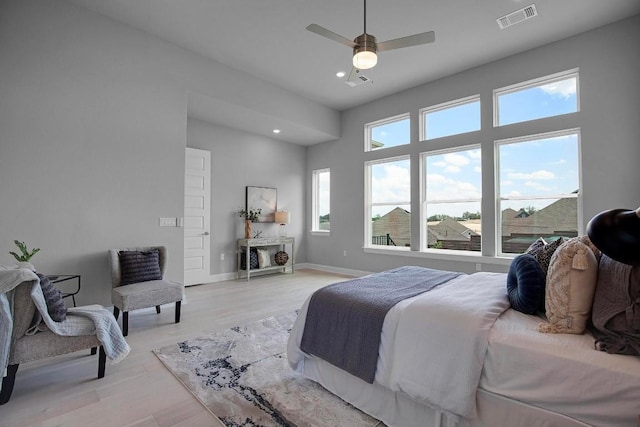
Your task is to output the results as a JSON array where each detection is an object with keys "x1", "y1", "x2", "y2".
[
  {"x1": 0, "y1": 0, "x2": 329, "y2": 305},
  {"x1": 186, "y1": 118, "x2": 307, "y2": 276},
  {"x1": 306, "y1": 14, "x2": 640, "y2": 275}
]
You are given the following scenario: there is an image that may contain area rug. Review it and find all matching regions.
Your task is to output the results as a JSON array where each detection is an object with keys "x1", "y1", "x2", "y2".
[{"x1": 153, "y1": 311, "x2": 380, "y2": 427}]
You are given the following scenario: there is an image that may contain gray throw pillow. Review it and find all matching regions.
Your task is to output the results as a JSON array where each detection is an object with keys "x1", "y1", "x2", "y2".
[
  {"x1": 37, "y1": 273, "x2": 67, "y2": 322},
  {"x1": 119, "y1": 249, "x2": 162, "y2": 285}
]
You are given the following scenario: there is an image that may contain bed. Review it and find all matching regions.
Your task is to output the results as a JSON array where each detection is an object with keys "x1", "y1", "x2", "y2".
[{"x1": 287, "y1": 266, "x2": 640, "y2": 427}]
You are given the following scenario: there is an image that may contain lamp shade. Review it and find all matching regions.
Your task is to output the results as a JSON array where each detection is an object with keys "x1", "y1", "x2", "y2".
[
  {"x1": 587, "y1": 207, "x2": 640, "y2": 266},
  {"x1": 353, "y1": 50, "x2": 377, "y2": 69},
  {"x1": 275, "y1": 211, "x2": 290, "y2": 225},
  {"x1": 352, "y1": 34, "x2": 378, "y2": 70}
]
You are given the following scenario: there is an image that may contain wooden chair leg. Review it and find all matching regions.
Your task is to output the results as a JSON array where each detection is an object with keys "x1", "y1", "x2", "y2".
[
  {"x1": 98, "y1": 347, "x2": 106, "y2": 378},
  {"x1": 113, "y1": 306, "x2": 120, "y2": 320},
  {"x1": 123, "y1": 311, "x2": 129, "y2": 336},
  {"x1": 155, "y1": 305, "x2": 161, "y2": 314},
  {"x1": 175, "y1": 301, "x2": 181, "y2": 324},
  {"x1": 90, "y1": 347, "x2": 97, "y2": 355},
  {"x1": 0, "y1": 364, "x2": 19, "y2": 405}
]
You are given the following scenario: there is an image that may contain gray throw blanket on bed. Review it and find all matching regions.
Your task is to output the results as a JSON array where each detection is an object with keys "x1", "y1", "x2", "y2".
[
  {"x1": 300, "y1": 266, "x2": 462, "y2": 383},
  {"x1": 591, "y1": 255, "x2": 640, "y2": 355}
]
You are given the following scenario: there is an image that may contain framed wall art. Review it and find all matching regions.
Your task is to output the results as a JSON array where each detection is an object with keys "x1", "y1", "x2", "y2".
[{"x1": 246, "y1": 186, "x2": 277, "y2": 223}]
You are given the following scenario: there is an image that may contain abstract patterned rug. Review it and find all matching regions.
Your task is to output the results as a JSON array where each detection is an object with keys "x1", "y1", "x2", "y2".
[{"x1": 153, "y1": 311, "x2": 380, "y2": 427}]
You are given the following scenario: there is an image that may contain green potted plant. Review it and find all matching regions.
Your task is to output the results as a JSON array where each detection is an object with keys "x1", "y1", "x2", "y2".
[{"x1": 9, "y1": 240, "x2": 40, "y2": 271}]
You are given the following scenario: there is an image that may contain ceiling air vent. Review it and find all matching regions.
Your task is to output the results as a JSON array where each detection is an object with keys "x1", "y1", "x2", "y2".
[
  {"x1": 497, "y1": 4, "x2": 538, "y2": 29},
  {"x1": 345, "y1": 69, "x2": 372, "y2": 87}
]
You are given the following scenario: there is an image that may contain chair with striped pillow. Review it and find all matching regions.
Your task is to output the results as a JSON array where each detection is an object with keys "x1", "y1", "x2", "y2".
[{"x1": 108, "y1": 246, "x2": 183, "y2": 336}]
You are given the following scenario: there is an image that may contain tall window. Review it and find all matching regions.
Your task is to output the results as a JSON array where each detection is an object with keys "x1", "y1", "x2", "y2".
[
  {"x1": 422, "y1": 146, "x2": 482, "y2": 251},
  {"x1": 365, "y1": 157, "x2": 411, "y2": 247},
  {"x1": 420, "y1": 95, "x2": 481, "y2": 141},
  {"x1": 312, "y1": 168, "x2": 330, "y2": 232},
  {"x1": 495, "y1": 69, "x2": 578, "y2": 126},
  {"x1": 497, "y1": 130, "x2": 580, "y2": 255},
  {"x1": 362, "y1": 69, "x2": 581, "y2": 259},
  {"x1": 365, "y1": 113, "x2": 410, "y2": 151}
]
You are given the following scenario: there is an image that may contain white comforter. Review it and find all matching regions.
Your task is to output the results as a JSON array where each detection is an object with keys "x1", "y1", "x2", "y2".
[{"x1": 288, "y1": 272, "x2": 510, "y2": 421}]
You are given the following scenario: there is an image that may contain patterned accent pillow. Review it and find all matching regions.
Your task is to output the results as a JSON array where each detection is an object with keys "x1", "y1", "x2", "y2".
[
  {"x1": 525, "y1": 237, "x2": 547, "y2": 257},
  {"x1": 240, "y1": 248, "x2": 259, "y2": 270},
  {"x1": 119, "y1": 249, "x2": 162, "y2": 285},
  {"x1": 37, "y1": 273, "x2": 67, "y2": 322},
  {"x1": 535, "y1": 237, "x2": 566, "y2": 277},
  {"x1": 538, "y1": 237, "x2": 598, "y2": 334}
]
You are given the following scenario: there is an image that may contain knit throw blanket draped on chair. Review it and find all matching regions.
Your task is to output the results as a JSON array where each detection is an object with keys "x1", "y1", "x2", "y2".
[{"x1": 0, "y1": 268, "x2": 130, "y2": 378}]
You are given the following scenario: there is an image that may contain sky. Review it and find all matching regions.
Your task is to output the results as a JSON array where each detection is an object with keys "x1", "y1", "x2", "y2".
[{"x1": 369, "y1": 75, "x2": 578, "y2": 218}]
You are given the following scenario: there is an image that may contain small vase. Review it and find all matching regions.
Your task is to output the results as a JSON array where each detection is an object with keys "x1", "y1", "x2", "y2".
[{"x1": 245, "y1": 220, "x2": 252, "y2": 239}]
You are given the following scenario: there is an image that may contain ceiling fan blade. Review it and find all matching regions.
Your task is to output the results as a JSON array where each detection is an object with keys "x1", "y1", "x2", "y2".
[
  {"x1": 306, "y1": 24, "x2": 356, "y2": 48},
  {"x1": 377, "y1": 31, "x2": 435, "y2": 52}
]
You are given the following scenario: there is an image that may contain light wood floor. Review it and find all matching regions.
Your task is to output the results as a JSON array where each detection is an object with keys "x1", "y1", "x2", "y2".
[{"x1": 0, "y1": 269, "x2": 354, "y2": 427}]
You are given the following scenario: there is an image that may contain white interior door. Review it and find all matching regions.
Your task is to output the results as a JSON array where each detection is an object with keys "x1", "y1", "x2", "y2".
[{"x1": 184, "y1": 147, "x2": 211, "y2": 286}]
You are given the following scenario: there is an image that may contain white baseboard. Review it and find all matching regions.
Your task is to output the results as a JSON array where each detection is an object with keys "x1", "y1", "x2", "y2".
[
  {"x1": 183, "y1": 265, "x2": 370, "y2": 286},
  {"x1": 296, "y1": 263, "x2": 371, "y2": 278}
]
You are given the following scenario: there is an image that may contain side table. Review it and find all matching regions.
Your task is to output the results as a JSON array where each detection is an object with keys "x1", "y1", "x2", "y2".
[{"x1": 47, "y1": 275, "x2": 81, "y2": 307}]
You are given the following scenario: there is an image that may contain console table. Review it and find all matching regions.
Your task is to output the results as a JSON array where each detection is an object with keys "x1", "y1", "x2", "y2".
[{"x1": 237, "y1": 237, "x2": 295, "y2": 280}]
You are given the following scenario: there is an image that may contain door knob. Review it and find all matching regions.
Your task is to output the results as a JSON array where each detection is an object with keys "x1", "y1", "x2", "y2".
[{"x1": 202, "y1": 231, "x2": 210, "y2": 236}]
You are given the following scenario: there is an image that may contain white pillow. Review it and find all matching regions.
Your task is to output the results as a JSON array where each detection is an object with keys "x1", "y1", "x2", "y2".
[{"x1": 257, "y1": 249, "x2": 271, "y2": 268}]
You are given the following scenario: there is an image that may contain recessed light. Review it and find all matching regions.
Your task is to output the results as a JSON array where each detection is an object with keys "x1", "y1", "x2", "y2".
[
  {"x1": 336, "y1": 71, "x2": 346, "y2": 78},
  {"x1": 273, "y1": 129, "x2": 281, "y2": 134}
]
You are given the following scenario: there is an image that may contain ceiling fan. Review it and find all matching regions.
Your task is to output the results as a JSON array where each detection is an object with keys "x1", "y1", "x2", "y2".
[{"x1": 306, "y1": 0, "x2": 435, "y2": 70}]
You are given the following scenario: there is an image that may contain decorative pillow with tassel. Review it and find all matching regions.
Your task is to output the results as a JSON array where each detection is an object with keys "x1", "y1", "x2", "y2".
[{"x1": 538, "y1": 236, "x2": 599, "y2": 334}]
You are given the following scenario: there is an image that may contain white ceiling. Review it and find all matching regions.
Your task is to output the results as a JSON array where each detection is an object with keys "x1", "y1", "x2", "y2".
[{"x1": 63, "y1": 0, "x2": 640, "y2": 142}]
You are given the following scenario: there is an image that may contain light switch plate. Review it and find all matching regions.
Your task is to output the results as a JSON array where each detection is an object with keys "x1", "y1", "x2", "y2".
[{"x1": 159, "y1": 217, "x2": 177, "y2": 227}]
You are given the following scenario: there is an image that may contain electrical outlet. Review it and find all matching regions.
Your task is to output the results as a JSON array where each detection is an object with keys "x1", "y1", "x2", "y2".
[
  {"x1": 476, "y1": 263, "x2": 482, "y2": 271},
  {"x1": 343, "y1": 250, "x2": 347, "y2": 257},
  {"x1": 220, "y1": 253, "x2": 225, "y2": 261}
]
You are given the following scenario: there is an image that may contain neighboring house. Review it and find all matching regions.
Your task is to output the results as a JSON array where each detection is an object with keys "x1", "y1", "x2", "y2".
[
  {"x1": 374, "y1": 198, "x2": 577, "y2": 253},
  {"x1": 501, "y1": 197, "x2": 578, "y2": 253},
  {"x1": 429, "y1": 218, "x2": 481, "y2": 251},
  {"x1": 372, "y1": 207, "x2": 411, "y2": 247}
]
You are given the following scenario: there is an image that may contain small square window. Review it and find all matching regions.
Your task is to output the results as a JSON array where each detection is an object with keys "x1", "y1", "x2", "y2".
[{"x1": 365, "y1": 114, "x2": 410, "y2": 151}]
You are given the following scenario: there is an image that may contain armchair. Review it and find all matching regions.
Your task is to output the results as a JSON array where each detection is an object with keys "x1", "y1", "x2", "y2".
[
  {"x1": 0, "y1": 279, "x2": 105, "y2": 405},
  {"x1": 108, "y1": 246, "x2": 183, "y2": 336}
]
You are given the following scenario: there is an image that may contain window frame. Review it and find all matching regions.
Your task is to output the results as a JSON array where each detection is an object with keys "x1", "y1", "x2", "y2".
[
  {"x1": 419, "y1": 94, "x2": 481, "y2": 141},
  {"x1": 493, "y1": 68, "x2": 580, "y2": 127},
  {"x1": 420, "y1": 144, "x2": 482, "y2": 252},
  {"x1": 364, "y1": 112, "x2": 411, "y2": 152},
  {"x1": 494, "y1": 128, "x2": 582, "y2": 256},
  {"x1": 364, "y1": 155, "x2": 411, "y2": 250},
  {"x1": 311, "y1": 168, "x2": 330, "y2": 235}
]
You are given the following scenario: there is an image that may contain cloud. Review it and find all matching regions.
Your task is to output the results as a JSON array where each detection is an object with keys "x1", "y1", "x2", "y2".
[
  {"x1": 507, "y1": 170, "x2": 555, "y2": 180},
  {"x1": 432, "y1": 152, "x2": 473, "y2": 174},
  {"x1": 372, "y1": 163, "x2": 411, "y2": 202},
  {"x1": 540, "y1": 78, "x2": 576, "y2": 98},
  {"x1": 426, "y1": 174, "x2": 481, "y2": 200},
  {"x1": 524, "y1": 181, "x2": 551, "y2": 191}
]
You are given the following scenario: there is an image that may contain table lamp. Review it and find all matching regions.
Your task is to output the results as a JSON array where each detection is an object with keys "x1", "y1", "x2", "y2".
[{"x1": 275, "y1": 211, "x2": 290, "y2": 237}]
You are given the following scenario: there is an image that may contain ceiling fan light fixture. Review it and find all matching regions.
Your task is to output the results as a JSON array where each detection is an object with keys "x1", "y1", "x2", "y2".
[
  {"x1": 353, "y1": 49, "x2": 377, "y2": 69},
  {"x1": 352, "y1": 33, "x2": 378, "y2": 69}
]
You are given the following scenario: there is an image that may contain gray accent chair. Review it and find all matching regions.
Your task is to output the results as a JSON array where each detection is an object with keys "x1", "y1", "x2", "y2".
[
  {"x1": 0, "y1": 280, "x2": 106, "y2": 405},
  {"x1": 108, "y1": 246, "x2": 183, "y2": 337}
]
